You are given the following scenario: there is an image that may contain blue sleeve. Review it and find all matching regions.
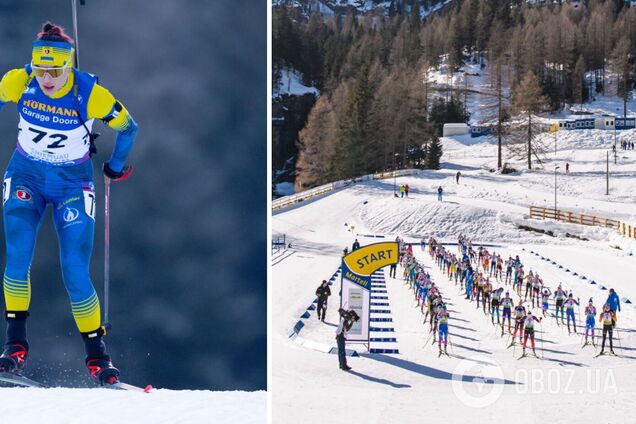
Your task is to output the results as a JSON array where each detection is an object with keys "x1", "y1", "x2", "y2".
[{"x1": 107, "y1": 118, "x2": 138, "y2": 173}]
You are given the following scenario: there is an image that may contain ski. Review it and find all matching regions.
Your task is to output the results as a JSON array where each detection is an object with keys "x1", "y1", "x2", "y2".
[
  {"x1": 518, "y1": 352, "x2": 541, "y2": 360},
  {"x1": 594, "y1": 352, "x2": 618, "y2": 358},
  {"x1": 0, "y1": 371, "x2": 48, "y2": 388},
  {"x1": 103, "y1": 380, "x2": 154, "y2": 393}
]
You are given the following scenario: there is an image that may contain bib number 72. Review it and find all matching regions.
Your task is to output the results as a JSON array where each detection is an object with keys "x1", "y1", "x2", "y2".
[{"x1": 28, "y1": 127, "x2": 68, "y2": 149}]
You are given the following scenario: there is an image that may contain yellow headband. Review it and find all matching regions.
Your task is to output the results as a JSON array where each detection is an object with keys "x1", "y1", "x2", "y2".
[{"x1": 32, "y1": 40, "x2": 73, "y2": 67}]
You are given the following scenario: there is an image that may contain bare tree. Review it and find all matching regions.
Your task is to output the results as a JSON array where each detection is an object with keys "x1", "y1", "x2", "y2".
[
  {"x1": 511, "y1": 71, "x2": 549, "y2": 170},
  {"x1": 610, "y1": 36, "x2": 632, "y2": 119}
]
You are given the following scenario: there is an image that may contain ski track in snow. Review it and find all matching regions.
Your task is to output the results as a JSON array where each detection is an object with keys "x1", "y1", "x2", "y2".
[{"x1": 273, "y1": 129, "x2": 636, "y2": 423}]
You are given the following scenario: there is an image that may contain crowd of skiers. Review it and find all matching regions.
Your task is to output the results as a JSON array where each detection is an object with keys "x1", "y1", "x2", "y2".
[
  {"x1": 331, "y1": 234, "x2": 624, "y2": 369},
  {"x1": 395, "y1": 234, "x2": 623, "y2": 358}
]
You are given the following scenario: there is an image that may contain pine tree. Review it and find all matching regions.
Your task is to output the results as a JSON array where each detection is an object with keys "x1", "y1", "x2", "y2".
[
  {"x1": 330, "y1": 67, "x2": 374, "y2": 180},
  {"x1": 424, "y1": 134, "x2": 442, "y2": 170}
]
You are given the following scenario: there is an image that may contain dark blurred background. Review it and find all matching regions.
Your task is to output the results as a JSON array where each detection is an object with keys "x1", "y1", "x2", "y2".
[{"x1": 0, "y1": 0, "x2": 266, "y2": 390}]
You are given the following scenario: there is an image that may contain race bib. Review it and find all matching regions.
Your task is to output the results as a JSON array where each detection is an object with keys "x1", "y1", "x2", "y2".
[{"x1": 17, "y1": 117, "x2": 94, "y2": 165}]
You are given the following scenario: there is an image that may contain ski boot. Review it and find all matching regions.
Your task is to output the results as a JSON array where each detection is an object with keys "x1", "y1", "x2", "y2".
[
  {"x1": 86, "y1": 355, "x2": 120, "y2": 385},
  {"x1": 0, "y1": 342, "x2": 28, "y2": 373}
]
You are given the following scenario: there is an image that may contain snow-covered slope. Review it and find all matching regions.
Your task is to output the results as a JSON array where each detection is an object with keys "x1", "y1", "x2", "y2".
[
  {"x1": 0, "y1": 388, "x2": 265, "y2": 423},
  {"x1": 272, "y1": 130, "x2": 636, "y2": 423},
  {"x1": 274, "y1": 68, "x2": 320, "y2": 98}
]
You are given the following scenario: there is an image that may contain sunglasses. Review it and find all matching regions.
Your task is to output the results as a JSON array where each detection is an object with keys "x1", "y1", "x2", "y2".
[{"x1": 31, "y1": 63, "x2": 68, "y2": 78}]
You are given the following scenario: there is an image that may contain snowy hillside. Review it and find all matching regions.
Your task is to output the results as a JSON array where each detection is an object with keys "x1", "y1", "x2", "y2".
[
  {"x1": 272, "y1": 0, "x2": 452, "y2": 17},
  {"x1": 0, "y1": 388, "x2": 265, "y2": 424},
  {"x1": 272, "y1": 130, "x2": 636, "y2": 423},
  {"x1": 274, "y1": 68, "x2": 320, "y2": 98}
]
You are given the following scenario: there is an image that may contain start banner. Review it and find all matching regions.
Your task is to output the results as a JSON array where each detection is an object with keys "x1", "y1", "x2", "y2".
[{"x1": 340, "y1": 242, "x2": 398, "y2": 344}]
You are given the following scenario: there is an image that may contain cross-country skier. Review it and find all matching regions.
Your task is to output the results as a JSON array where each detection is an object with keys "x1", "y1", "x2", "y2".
[
  {"x1": 554, "y1": 284, "x2": 567, "y2": 325},
  {"x1": 0, "y1": 23, "x2": 137, "y2": 385},
  {"x1": 500, "y1": 292, "x2": 514, "y2": 335},
  {"x1": 482, "y1": 278, "x2": 492, "y2": 314},
  {"x1": 524, "y1": 270, "x2": 534, "y2": 300},
  {"x1": 540, "y1": 287, "x2": 552, "y2": 317},
  {"x1": 522, "y1": 311, "x2": 542, "y2": 357},
  {"x1": 510, "y1": 300, "x2": 526, "y2": 346},
  {"x1": 505, "y1": 256, "x2": 514, "y2": 284},
  {"x1": 464, "y1": 266, "x2": 473, "y2": 300},
  {"x1": 491, "y1": 287, "x2": 503, "y2": 324},
  {"x1": 583, "y1": 299, "x2": 596, "y2": 347},
  {"x1": 437, "y1": 304, "x2": 450, "y2": 356},
  {"x1": 598, "y1": 304, "x2": 616, "y2": 355},
  {"x1": 564, "y1": 293, "x2": 579, "y2": 334},
  {"x1": 531, "y1": 274, "x2": 542, "y2": 308}
]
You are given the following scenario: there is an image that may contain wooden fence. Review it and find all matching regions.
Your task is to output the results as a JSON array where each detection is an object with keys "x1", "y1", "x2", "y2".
[
  {"x1": 272, "y1": 169, "x2": 418, "y2": 211},
  {"x1": 618, "y1": 222, "x2": 636, "y2": 239},
  {"x1": 529, "y1": 206, "x2": 636, "y2": 239}
]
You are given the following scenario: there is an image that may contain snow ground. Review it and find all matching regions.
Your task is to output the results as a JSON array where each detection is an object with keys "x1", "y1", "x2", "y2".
[
  {"x1": 0, "y1": 388, "x2": 265, "y2": 424},
  {"x1": 274, "y1": 68, "x2": 319, "y2": 98},
  {"x1": 272, "y1": 128, "x2": 636, "y2": 423}
]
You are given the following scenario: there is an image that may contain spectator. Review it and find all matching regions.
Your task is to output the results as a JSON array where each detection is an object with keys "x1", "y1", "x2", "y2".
[
  {"x1": 404, "y1": 184, "x2": 410, "y2": 197},
  {"x1": 399, "y1": 185, "x2": 405, "y2": 198},
  {"x1": 606, "y1": 288, "x2": 621, "y2": 321},
  {"x1": 565, "y1": 163, "x2": 569, "y2": 174},
  {"x1": 456, "y1": 171, "x2": 461, "y2": 184},
  {"x1": 315, "y1": 280, "x2": 331, "y2": 322},
  {"x1": 352, "y1": 239, "x2": 360, "y2": 251},
  {"x1": 437, "y1": 186, "x2": 443, "y2": 201}
]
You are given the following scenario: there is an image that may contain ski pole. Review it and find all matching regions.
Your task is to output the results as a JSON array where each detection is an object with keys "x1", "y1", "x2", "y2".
[
  {"x1": 71, "y1": 0, "x2": 81, "y2": 69},
  {"x1": 104, "y1": 176, "x2": 111, "y2": 328},
  {"x1": 424, "y1": 327, "x2": 434, "y2": 347},
  {"x1": 539, "y1": 319, "x2": 545, "y2": 359},
  {"x1": 72, "y1": 0, "x2": 111, "y2": 329},
  {"x1": 615, "y1": 325, "x2": 623, "y2": 354}
]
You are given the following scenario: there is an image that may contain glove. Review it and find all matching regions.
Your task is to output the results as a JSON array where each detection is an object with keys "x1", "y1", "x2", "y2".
[{"x1": 103, "y1": 162, "x2": 133, "y2": 181}]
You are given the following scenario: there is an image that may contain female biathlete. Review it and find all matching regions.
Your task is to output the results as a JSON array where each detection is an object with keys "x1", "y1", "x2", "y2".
[{"x1": 0, "y1": 23, "x2": 137, "y2": 385}]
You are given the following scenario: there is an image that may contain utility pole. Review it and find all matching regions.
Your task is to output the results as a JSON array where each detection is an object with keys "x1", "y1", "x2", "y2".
[
  {"x1": 606, "y1": 151, "x2": 609, "y2": 196},
  {"x1": 393, "y1": 153, "x2": 397, "y2": 196},
  {"x1": 464, "y1": 73, "x2": 468, "y2": 117},
  {"x1": 614, "y1": 126, "x2": 617, "y2": 164},
  {"x1": 554, "y1": 166, "x2": 560, "y2": 216}
]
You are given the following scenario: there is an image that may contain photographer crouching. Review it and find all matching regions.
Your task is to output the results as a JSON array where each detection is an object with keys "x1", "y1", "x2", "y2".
[{"x1": 336, "y1": 308, "x2": 360, "y2": 371}]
